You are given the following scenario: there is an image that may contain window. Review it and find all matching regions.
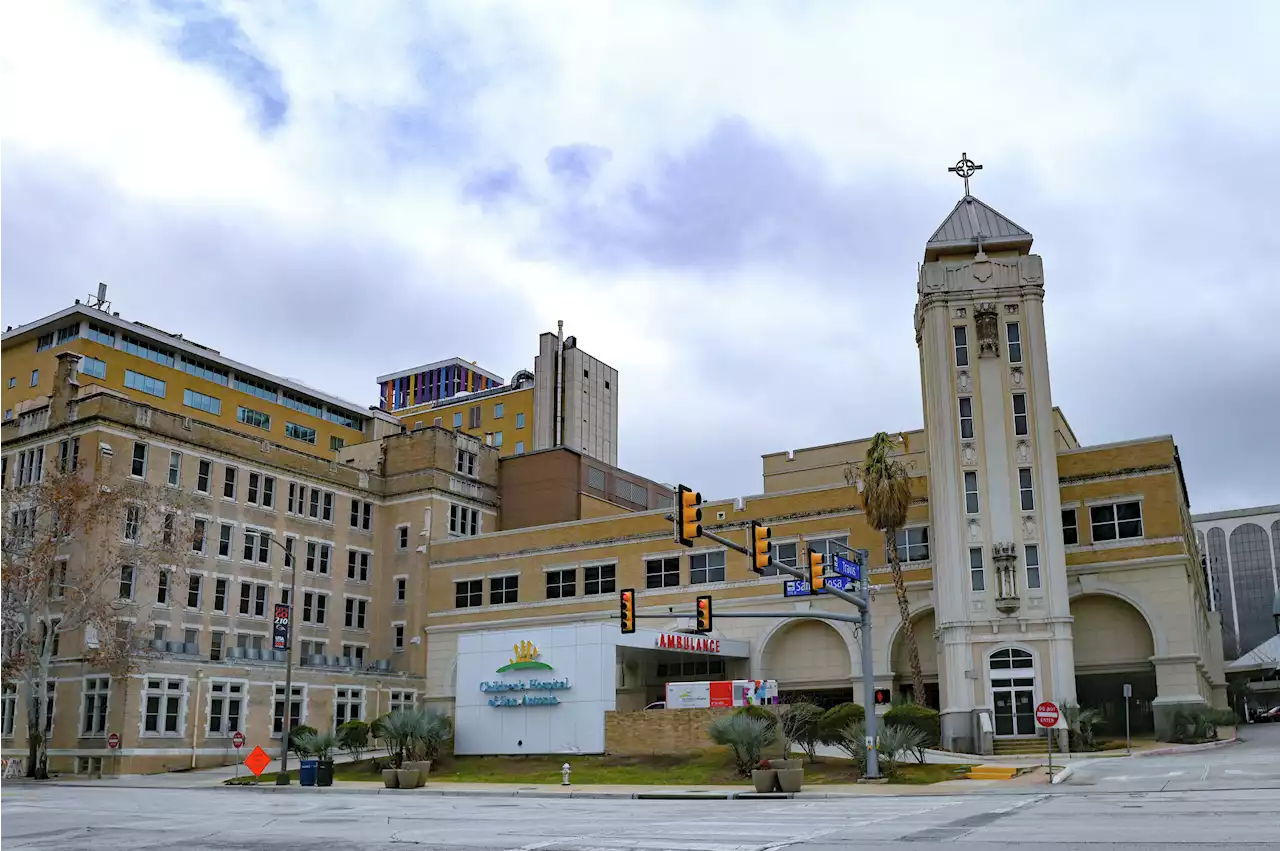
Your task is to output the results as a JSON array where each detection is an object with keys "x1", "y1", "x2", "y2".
[
  {"x1": 584, "y1": 563, "x2": 616, "y2": 595},
  {"x1": 234, "y1": 374, "x2": 278, "y2": 402},
  {"x1": 493, "y1": 431, "x2": 504, "y2": 448},
  {"x1": 157, "y1": 570, "x2": 170, "y2": 605},
  {"x1": 213, "y1": 578, "x2": 228, "y2": 613},
  {"x1": 1090, "y1": 501, "x2": 1143, "y2": 542},
  {"x1": 161, "y1": 512, "x2": 175, "y2": 547},
  {"x1": 306, "y1": 541, "x2": 331, "y2": 574},
  {"x1": 1018, "y1": 468, "x2": 1035, "y2": 511},
  {"x1": 394, "y1": 623, "x2": 406, "y2": 651},
  {"x1": 178, "y1": 355, "x2": 229, "y2": 385},
  {"x1": 954, "y1": 326, "x2": 969, "y2": 367},
  {"x1": 964, "y1": 471, "x2": 980, "y2": 515},
  {"x1": 237, "y1": 406, "x2": 271, "y2": 430},
  {"x1": 5, "y1": 377, "x2": 11, "y2": 389},
  {"x1": 344, "y1": 597, "x2": 368, "y2": 629},
  {"x1": 143, "y1": 677, "x2": 185, "y2": 734},
  {"x1": 690, "y1": 550, "x2": 726, "y2": 584},
  {"x1": 182, "y1": 388, "x2": 222, "y2": 415},
  {"x1": 453, "y1": 412, "x2": 463, "y2": 428},
  {"x1": 287, "y1": 482, "x2": 301, "y2": 514},
  {"x1": 80, "y1": 356, "x2": 107, "y2": 379},
  {"x1": 397, "y1": 525, "x2": 410, "y2": 550},
  {"x1": 283, "y1": 536, "x2": 296, "y2": 569},
  {"x1": 218, "y1": 523, "x2": 233, "y2": 557},
  {"x1": 515, "y1": 441, "x2": 525, "y2": 455},
  {"x1": 42, "y1": 682, "x2": 56, "y2": 734},
  {"x1": 285, "y1": 422, "x2": 316, "y2": 444},
  {"x1": 322, "y1": 491, "x2": 333, "y2": 522},
  {"x1": 121, "y1": 334, "x2": 174, "y2": 367},
  {"x1": 131, "y1": 442, "x2": 148, "y2": 478},
  {"x1": 51, "y1": 562, "x2": 67, "y2": 599},
  {"x1": 273, "y1": 685, "x2": 303, "y2": 736},
  {"x1": 243, "y1": 529, "x2": 271, "y2": 564},
  {"x1": 196, "y1": 459, "x2": 211, "y2": 493},
  {"x1": 30, "y1": 368, "x2": 40, "y2": 386},
  {"x1": 395, "y1": 577, "x2": 407, "y2": 602},
  {"x1": 124, "y1": 505, "x2": 141, "y2": 541},
  {"x1": 455, "y1": 449, "x2": 477, "y2": 476},
  {"x1": 546, "y1": 569, "x2": 576, "y2": 599},
  {"x1": 302, "y1": 591, "x2": 328, "y2": 624},
  {"x1": 261, "y1": 476, "x2": 275, "y2": 508},
  {"x1": 248, "y1": 473, "x2": 260, "y2": 505},
  {"x1": 162, "y1": 450, "x2": 181, "y2": 487},
  {"x1": 760, "y1": 541, "x2": 798, "y2": 578},
  {"x1": 223, "y1": 466, "x2": 237, "y2": 500},
  {"x1": 468, "y1": 406, "x2": 481, "y2": 428},
  {"x1": 1012, "y1": 393, "x2": 1028, "y2": 436},
  {"x1": 449, "y1": 504, "x2": 479, "y2": 536},
  {"x1": 347, "y1": 550, "x2": 371, "y2": 582},
  {"x1": 254, "y1": 585, "x2": 268, "y2": 617},
  {"x1": 14, "y1": 447, "x2": 45, "y2": 485},
  {"x1": 189, "y1": 518, "x2": 206, "y2": 554},
  {"x1": 81, "y1": 677, "x2": 110, "y2": 735},
  {"x1": 124, "y1": 369, "x2": 166, "y2": 397},
  {"x1": 958, "y1": 397, "x2": 974, "y2": 440},
  {"x1": 1025, "y1": 544, "x2": 1042, "y2": 590},
  {"x1": 280, "y1": 391, "x2": 322, "y2": 419},
  {"x1": 891, "y1": 527, "x2": 931, "y2": 563},
  {"x1": 455, "y1": 579, "x2": 483, "y2": 608},
  {"x1": 1062, "y1": 509, "x2": 1079, "y2": 546},
  {"x1": 208, "y1": 681, "x2": 244, "y2": 735},
  {"x1": 87, "y1": 323, "x2": 116, "y2": 346},
  {"x1": 1006, "y1": 322, "x2": 1023, "y2": 364},
  {"x1": 1, "y1": 684, "x2": 15, "y2": 737},
  {"x1": 58, "y1": 437, "x2": 81, "y2": 473},
  {"x1": 239, "y1": 582, "x2": 252, "y2": 615},
  {"x1": 515, "y1": 412, "x2": 525, "y2": 429},
  {"x1": 969, "y1": 548, "x2": 985, "y2": 592},
  {"x1": 210, "y1": 631, "x2": 224, "y2": 661},
  {"x1": 55, "y1": 322, "x2": 80, "y2": 344},
  {"x1": 490, "y1": 575, "x2": 518, "y2": 605},
  {"x1": 334, "y1": 688, "x2": 363, "y2": 728},
  {"x1": 494, "y1": 403, "x2": 504, "y2": 418},
  {"x1": 350, "y1": 499, "x2": 372, "y2": 531},
  {"x1": 389, "y1": 690, "x2": 415, "y2": 713},
  {"x1": 646, "y1": 556, "x2": 681, "y2": 589},
  {"x1": 342, "y1": 644, "x2": 366, "y2": 666},
  {"x1": 329, "y1": 436, "x2": 345, "y2": 451},
  {"x1": 37, "y1": 334, "x2": 53, "y2": 352}
]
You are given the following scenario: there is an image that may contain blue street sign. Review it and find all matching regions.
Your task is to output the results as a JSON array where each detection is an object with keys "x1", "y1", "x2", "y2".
[
  {"x1": 783, "y1": 575, "x2": 858, "y2": 597},
  {"x1": 832, "y1": 554, "x2": 861, "y2": 581}
]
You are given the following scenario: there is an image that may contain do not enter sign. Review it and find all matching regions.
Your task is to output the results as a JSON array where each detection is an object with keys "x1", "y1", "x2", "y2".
[
  {"x1": 1035, "y1": 701, "x2": 1060, "y2": 728},
  {"x1": 107, "y1": 733, "x2": 120, "y2": 750},
  {"x1": 232, "y1": 731, "x2": 245, "y2": 750}
]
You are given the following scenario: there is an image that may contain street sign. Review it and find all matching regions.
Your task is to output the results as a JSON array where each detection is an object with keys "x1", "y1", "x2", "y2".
[
  {"x1": 832, "y1": 554, "x2": 861, "y2": 581},
  {"x1": 244, "y1": 745, "x2": 271, "y2": 777},
  {"x1": 107, "y1": 733, "x2": 120, "y2": 750},
  {"x1": 232, "y1": 731, "x2": 245, "y2": 750},
  {"x1": 783, "y1": 575, "x2": 858, "y2": 597},
  {"x1": 1035, "y1": 701, "x2": 1060, "y2": 728},
  {"x1": 272, "y1": 604, "x2": 291, "y2": 651}
]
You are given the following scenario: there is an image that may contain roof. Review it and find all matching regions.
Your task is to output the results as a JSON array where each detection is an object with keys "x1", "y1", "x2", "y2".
[
  {"x1": 376, "y1": 357, "x2": 505, "y2": 385},
  {"x1": 925, "y1": 195, "x2": 1033, "y2": 262},
  {"x1": 1226, "y1": 633, "x2": 1280, "y2": 672}
]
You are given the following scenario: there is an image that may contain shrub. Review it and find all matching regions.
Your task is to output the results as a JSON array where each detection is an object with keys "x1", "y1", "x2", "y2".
[
  {"x1": 293, "y1": 730, "x2": 337, "y2": 760},
  {"x1": 337, "y1": 720, "x2": 370, "y2": 761},
  {"x1": 708, "y1": 714, "x2": 775, "y2": 777},
  {"x1": 883, "y1": 704, "x2": 941, "y2": 748},
  {"x1": 878, "y1": 724, "x2": 931, "y2": 773},
  {"x1": 1169, "y1": 707, "x2": 1216, "y2": 743},
  {"x1": 1063, "y1": 704, "x2": 1104, "y2": 752},
  {"x1": 379, "y1": 708, "x2": 454, "y2": 766},
  {"x1": 819, "y1": 703, "x2": 865, "y2": 745},
  {"x1": 288, "y1": 724, "x2": 318, "y2": 755},
  {"x1": 1206, "y1": 708, "x2": 1239, "y2": 729},
  {"x1": 778, "y1": 702, "x2": 825, "y2": 763}
]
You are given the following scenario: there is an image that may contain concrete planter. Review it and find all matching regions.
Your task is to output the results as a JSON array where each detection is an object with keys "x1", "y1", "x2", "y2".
[
  {"x1": 404, "y1": 760, "x2": 432, "y2": 781},
  {"x1": 751, "y1": 769, "x2": 778, "y2": 793},
  {"x1": 382, "y1": 769, "x2": 400, "y2": 788},
  {"x1": 775, "y1": 768, "x2": 804, "y2": 793},
  {"x1": 396, "y1": 769, "x2": 421, "y2": 789}
]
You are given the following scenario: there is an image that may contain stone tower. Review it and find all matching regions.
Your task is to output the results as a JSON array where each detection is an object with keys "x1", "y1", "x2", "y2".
[{"x1": 915, "y1": 167, "x2": 1076, "y2": 752}]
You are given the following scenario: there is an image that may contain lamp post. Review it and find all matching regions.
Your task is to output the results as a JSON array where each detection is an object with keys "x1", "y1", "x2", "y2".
[{"x1": 262, "y1": 535, "x2": 299, "y2": 785}]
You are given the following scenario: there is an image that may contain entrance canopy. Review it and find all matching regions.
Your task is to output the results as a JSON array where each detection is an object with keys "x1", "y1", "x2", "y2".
[{"x1": 616, "y1": 627, "x2": 751, "y2": 658}]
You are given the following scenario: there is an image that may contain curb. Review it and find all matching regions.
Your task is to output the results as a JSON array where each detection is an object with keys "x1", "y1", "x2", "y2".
[
  {"x1": 1131, "y1": 736, "x2": 1238, "y2": 758},
  {"x1": 1050, "y1": 764, "x2": 1074, "y2": 786}
]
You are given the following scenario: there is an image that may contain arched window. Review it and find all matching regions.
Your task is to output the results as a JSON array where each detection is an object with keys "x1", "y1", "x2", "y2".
[{"x1": 989, "y1": 648, "x2": 1033, "y2": 670}]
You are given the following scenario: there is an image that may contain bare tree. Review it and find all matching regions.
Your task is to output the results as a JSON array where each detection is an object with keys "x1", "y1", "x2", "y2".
[{"x1": 2, "y1": 446, "x2": 195, "y2": 778}]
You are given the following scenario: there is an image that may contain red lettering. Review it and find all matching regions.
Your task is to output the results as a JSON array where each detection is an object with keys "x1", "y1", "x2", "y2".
[{"x1": 660, "y1": 635, "x2": 668, "y2": 649}]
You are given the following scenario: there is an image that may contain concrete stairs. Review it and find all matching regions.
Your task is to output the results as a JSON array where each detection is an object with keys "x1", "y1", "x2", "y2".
[{"x1": 993, "y1": 737, "x2": 1048, "y2": 756}]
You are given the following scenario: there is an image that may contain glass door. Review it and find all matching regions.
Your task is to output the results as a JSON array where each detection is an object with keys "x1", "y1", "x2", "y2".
[{"x1": 992, "y1": 677, "x2": 1037, "y2": 736}]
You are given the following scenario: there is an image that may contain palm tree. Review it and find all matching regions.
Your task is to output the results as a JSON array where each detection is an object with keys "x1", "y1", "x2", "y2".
[{"x1": 856, "y1": 432, "x2": 926, "y2": 706}]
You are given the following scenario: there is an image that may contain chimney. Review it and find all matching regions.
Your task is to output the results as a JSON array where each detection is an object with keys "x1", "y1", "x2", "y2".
[{"x1": 49, "y1": 352, "x2": 82, "y2": 428}]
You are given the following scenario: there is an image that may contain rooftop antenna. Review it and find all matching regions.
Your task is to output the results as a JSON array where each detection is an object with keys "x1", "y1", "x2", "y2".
[{"x1": 87, "y1": 283, "x2": 112, "y2": 312}]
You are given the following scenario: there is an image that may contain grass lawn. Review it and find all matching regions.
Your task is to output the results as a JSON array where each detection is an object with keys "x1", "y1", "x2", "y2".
[{"x1": 232, "y1": 751, "x2": 971, "y2": 786}]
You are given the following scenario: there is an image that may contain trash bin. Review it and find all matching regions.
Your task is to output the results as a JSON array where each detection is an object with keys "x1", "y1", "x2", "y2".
[
  {"x1": 299, "y1": 759, "x2": 318, "y2": 787},
  {"x1": 316, "y1": 760, "x2": 334, "y2": 787}
]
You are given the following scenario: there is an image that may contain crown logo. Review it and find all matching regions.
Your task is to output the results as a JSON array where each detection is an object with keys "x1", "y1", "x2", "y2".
[{"x1": 496, "y1": 639, "x2": 553, "y2": 672}]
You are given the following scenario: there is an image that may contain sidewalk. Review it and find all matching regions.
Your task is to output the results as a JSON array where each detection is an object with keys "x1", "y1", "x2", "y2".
[{"x1": 21, "y1": 749, "x2": 390, "y2": 789}]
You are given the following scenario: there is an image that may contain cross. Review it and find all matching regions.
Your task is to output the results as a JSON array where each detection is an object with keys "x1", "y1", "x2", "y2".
[{"x1": 948, "y1": 152, "x2": 983, "y2": 196}]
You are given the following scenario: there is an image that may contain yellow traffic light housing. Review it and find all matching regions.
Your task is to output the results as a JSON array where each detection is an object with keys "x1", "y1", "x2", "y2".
[
  {"x1": 695, "y1": 595, "x2": 713, "y2": 633},
  {"x1": 808, "y1": 548, "x2": 825, "y2": 592},
  {"x1": 749, "y1": 521, "x2": 771, "y2": 574},
  {"x1": 675, "y1": 484, "x2": 702, "y2": 547},
  {"x1": 620, "y1": 588, "x2": 636, "y2": 634}
]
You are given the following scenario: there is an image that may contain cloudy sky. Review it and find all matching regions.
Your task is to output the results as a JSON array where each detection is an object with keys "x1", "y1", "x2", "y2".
[{"x1": 3, "y1": 1, "x2": 1277, "y2": 513}]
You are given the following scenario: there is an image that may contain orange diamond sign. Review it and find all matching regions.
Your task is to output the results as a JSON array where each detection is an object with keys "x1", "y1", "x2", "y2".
[{"x1": 244, "y1": 745, "x2": 271, "y2": 777}]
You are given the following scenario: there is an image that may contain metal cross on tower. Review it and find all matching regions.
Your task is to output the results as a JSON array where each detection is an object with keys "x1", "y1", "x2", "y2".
[{"x1": 949, "y1": 152, "x2": 983, "y2": 196}]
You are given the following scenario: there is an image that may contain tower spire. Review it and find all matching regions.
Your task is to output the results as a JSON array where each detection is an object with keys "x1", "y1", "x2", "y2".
[{"x1": 948, "y1": 152, "x2": 983, "y2": 197}]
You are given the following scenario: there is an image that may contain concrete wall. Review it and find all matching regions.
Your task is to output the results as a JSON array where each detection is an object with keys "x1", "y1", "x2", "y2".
[{"x1": 604, "y1": 707, "x2": 735, "y2": 755}]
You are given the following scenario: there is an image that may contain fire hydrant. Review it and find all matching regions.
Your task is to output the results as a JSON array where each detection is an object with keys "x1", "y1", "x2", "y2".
[{"x1": 561, "y1": 763, "x2": 572, "y2": 786}]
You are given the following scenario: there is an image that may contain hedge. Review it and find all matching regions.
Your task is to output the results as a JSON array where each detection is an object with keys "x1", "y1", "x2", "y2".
[
  {"x1": 818, "y1": 702, "x2": 865, "y2": 745},
  {"x1": 883, "y1": 703, "x2": 940, "y2": 747}
]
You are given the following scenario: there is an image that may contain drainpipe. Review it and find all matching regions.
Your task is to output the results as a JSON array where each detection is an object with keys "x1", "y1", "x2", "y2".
[
  {"x1": 190, "y1": 669, "x2": 204, "y2": 769},
  {"x1": 554, "y1": 320, "x2": 564, "y2": 447}
]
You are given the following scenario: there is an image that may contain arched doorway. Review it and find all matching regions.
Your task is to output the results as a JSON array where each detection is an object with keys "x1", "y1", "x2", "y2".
[
  {"x1": 759, "y1": 620, "x2": 852, "y2": 708},
  {"x1": 989, "y1": 647, "x2": 1037, "y2": 737},
  {"x1": 890, "y1": 609, "x2": 939, "y2": 708},
  {"x1": 1070, "y1": 593, "x2": 1158, "y2": 735}
]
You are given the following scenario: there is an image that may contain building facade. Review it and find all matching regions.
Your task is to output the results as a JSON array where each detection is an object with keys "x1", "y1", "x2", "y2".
[{"x1": 1192, "y1": 505, "x2": 1280, "y2": 660}]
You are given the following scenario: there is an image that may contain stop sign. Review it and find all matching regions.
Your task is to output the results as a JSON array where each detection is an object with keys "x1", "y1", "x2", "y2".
[
  {"x1": 232, "y1": 731, "x2": 245, "y2": 749},
  {"x1": 1035, "y1": 701, "x2": 1060, "y2": 728},
  {"x1": 107, "y1": 733, "x2": 120, "y2": 750}
]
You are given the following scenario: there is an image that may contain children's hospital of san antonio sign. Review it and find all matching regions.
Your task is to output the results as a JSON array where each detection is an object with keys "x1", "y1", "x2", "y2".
[{"x1": 479, "y1": 640, "x2": 571, "y2": 707}]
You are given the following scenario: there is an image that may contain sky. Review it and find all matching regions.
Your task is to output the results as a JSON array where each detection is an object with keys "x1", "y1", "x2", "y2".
[{"x1": 2, "y1": 1, "x2": 1277, "y2": 514}]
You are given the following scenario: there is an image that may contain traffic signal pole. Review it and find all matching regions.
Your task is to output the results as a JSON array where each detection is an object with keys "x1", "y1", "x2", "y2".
[{"x1": 663, "y1": 516, "x2": 881, "y2": 780}]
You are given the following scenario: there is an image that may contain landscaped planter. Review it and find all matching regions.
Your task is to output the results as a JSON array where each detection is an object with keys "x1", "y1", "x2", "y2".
[
  {"x1": 775, "y1": 768, "x2": 804, "y2": 792},
  {"x1": 396, "y1": 769, "x2": 422, "y2": 789},
  {"x1": 751, "y1": 769, "x2": 778, "y2": 793},
  {"x1": 404, "y1": 760, "x2": 432, "y2": 783},
  {"x1": 382, "y1": 769, "x2": 400, "y2": 788}
]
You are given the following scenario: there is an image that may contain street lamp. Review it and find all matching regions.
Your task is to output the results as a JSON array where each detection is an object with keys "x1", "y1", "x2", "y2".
[{"x1": 260, "y1": 534, "x2": 299, "y2": 785}]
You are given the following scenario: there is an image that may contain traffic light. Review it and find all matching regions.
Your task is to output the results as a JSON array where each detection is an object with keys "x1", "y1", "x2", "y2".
[
  {"x1": 808, "y1": 548, "x2": 825, "y2": 592},
  {"x1": 620, "y1": 588, "x2": 636, "y2": 634},
  {"x1": 875, "y1": 688, "x2": 892, "y2": 706},
  {"x1": 695, "y1": 595, "x2": 713, "y2": 633},
  {"x1": 674, "y1": 484, "x2": 702, "y2": 547},
  {"x1": 749, "y1": 521, "x2": 771, "y2": 574}
]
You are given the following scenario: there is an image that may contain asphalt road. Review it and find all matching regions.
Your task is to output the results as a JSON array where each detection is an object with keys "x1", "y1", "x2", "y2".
[
  {"x1": 4, "y1": 784, "x2": 1279, "y2": 850},
  {"x1": 1062, "y1": 722, "x2": 1280, "y2": 792}
]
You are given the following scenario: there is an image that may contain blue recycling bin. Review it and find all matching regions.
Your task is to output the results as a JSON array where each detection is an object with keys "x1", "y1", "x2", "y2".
[{"x1": 299, "y1": 759, "x2": 318, "y2": 787}]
